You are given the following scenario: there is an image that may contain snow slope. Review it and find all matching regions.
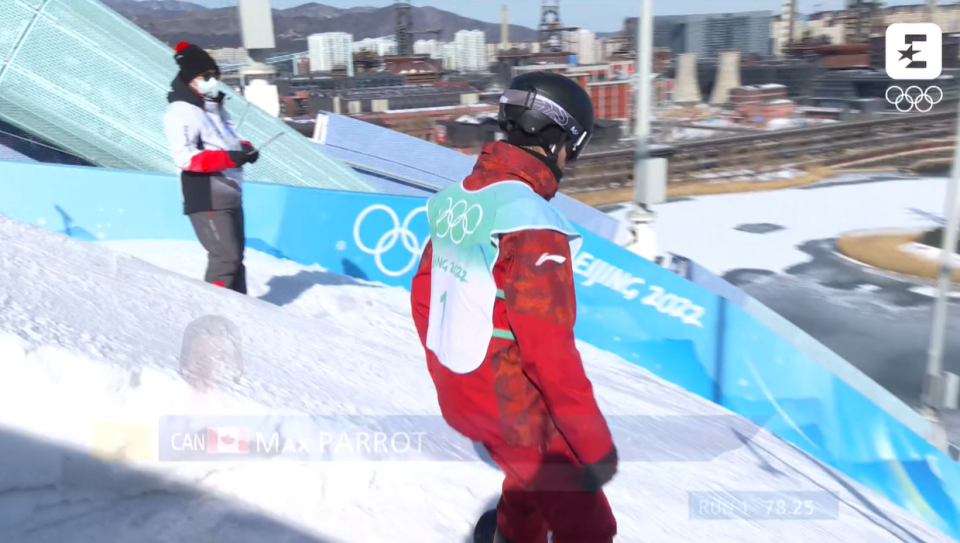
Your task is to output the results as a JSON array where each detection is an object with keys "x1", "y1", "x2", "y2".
[{"x1": 0, "y1": 215, "x2": 952, "y2": 542}]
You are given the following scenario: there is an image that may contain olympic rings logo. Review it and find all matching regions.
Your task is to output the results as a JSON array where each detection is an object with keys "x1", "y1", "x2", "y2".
[
  {"x1": 353, "y1": 204, "x2": 427, "y2": 277},
  {"x1": 435, "y1": 197, "x2": 483, "y2": 244},
  {"x1": 885, "y1": 85, "x2": 943, "y2": 112}
]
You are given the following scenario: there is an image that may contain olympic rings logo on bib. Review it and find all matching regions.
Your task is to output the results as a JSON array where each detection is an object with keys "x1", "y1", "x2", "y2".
[{"x1": 435, "y1": 197, "x2": 483, "y2": 245}]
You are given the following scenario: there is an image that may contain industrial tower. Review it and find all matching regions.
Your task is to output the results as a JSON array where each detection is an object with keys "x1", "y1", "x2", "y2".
[
  {"x1": 672, "y1": 53, "x2": 703, "y2": 104},
  {"x1": 395, "y1": 0, "x2": 441, "y2": 57},
  {"x1": 709, "y1": 51, "x2": 742, "y2": 105},
  {"x1": 237, "y1": 0, "x2": 279, "y2": 117},
  {"x1": 844, "y1": 0, "x2": 884, "y2": 44},
  {"x1": 501, "y1": 5, "x2": 509, "y2": 48},
  {"x1": 783, "y1": 0, "x2": 797, "y2": 47},
  {"x1": 539, "y1": 0, "x2": 577, "y2": 53}
]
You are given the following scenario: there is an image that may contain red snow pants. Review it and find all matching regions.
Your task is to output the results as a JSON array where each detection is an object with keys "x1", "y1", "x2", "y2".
[{"x1": 484, "y1": 435, "x2": 617, "y2": 543}]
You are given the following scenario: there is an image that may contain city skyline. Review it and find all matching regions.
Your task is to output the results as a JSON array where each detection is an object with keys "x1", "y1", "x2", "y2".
[{"x1": 185, "y1": 0, "x2": 935, "y2": 33}]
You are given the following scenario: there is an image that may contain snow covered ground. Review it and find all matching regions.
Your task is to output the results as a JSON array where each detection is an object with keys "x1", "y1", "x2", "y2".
[
  {"x1": 691, "y1": 168, "x2": 806, "y2": 182},
  {"x1": 655, "y1": 114, "x2": 836, "y2": 142},
  {"x1": 766, "y1": 118, "x2": 839, "y2": 130},
  {"x1": 652, "y1": 174, "x2": 946, "y2": 276},
  {"x1": 0, "y1": 214, "x2": 952, "y2": 542},
  {"x1": 901, "y1": 241, "x2": 960, "y2": 267}
]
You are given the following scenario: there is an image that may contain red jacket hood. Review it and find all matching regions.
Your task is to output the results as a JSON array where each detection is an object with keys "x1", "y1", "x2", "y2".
[{"x1": 463, "y1": 142, "x2": 559, "y2": 201}]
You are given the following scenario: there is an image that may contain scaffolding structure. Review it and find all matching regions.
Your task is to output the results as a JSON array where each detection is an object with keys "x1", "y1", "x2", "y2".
[
  {"x1": 844, "y1": 0, "x2": 884, "y2": 44},
  {"x1": 538, "y1": 0, "x2": 577, "y2": 53},
  {"x1": 394, "y1": 0, "x2": 441, "y2": 57}
]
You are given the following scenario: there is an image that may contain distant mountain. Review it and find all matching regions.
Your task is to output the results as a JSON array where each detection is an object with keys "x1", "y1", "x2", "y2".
[
  {"x1": 271, "y1": 2, "x2": 348, "y2": 19},
  {"x1": 101, "y1": 0, "x2": 207, "y2": 15},
  {"x1": 102, "y1": 0, "x2": 541, "y2": 53},
  {"x1": 272, "y1": 4, "x2": 540, "y2": 45}
]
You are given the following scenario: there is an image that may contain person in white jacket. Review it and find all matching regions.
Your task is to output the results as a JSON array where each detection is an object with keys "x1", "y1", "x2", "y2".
[{"x1": 164, "y1": 42, "x2": 258, "y2": 294}]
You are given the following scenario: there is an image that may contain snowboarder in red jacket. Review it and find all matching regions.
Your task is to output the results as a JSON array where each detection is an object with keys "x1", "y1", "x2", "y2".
[{"x1": 411, "y1": 72, "x2": 618, "y2": 543}]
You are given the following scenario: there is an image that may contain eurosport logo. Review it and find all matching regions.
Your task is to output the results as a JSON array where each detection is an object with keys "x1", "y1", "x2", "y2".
[
  {"x1": 885, "y1": 85, "x2": 943, "y2": 112},
  {"x1": 885, "y1": 23, "x2": 942, "y2": 80},
  {"x1": 434, "y1": 197, "x2": 483, "y2": 244},
  {"x1": 353, "y1": 204, "x2": 427, "y2": 277}
]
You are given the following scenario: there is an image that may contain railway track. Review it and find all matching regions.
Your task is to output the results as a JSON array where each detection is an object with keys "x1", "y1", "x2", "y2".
[{"x1": 563, "y1": 110, "x2": 958, "y2": 194}]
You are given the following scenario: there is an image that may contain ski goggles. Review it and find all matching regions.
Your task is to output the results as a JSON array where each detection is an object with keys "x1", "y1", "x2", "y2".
[{"x1": 500, "y1": 89, "x2": 592, "y2": 162}]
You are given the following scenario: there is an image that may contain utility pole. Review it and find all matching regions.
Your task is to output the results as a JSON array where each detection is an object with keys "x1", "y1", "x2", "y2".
[
  {"x1": 624, "y1": 0, "x2": 664, "y2": 261},
  {"x1": 920, "y1": 98, "x2": 960, "y2": 452},
  {"x1": 632, "y1": 1, "x2": 652, "y2": 168}
]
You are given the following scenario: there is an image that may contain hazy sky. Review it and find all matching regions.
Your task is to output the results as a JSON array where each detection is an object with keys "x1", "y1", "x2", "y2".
[{"x1": 188, "y1": 0, "x2": 934, "y2": 33}]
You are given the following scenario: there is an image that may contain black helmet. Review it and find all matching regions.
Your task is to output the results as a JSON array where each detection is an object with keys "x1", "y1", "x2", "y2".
[{"x1": 498, "y1": 71, "x2": 594, "y2": 163}]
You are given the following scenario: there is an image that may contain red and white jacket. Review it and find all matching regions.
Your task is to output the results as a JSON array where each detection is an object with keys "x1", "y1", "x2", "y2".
[
  {"x1": 163, "y1": 77, "x2": 248, "y2": 215},
  {"x1": 410, "y1": 142, "x2": 616, "y2": 468}
]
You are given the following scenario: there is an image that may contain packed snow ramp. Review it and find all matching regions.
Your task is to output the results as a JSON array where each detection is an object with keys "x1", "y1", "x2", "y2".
[
  {"x1": 2, "y1": 158, "x2": 960, "y2": 540},
  {"x1": 0, "y1": 203, "x2": 954, "y2": 542}
]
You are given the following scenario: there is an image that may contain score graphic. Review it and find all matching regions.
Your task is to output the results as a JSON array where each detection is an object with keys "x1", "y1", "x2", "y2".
[{"x1": 885, "y1": 23, "x2": 942, "y2": 80}]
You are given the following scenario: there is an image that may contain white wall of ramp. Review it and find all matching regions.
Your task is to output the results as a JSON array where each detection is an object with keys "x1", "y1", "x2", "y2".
[{"x1": 0, "y1": 216, "x2": 952, "y2": 542}]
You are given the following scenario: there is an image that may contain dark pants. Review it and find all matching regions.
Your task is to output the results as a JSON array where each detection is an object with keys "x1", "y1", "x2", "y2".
[{"x1": 188, "y1": 208, "x2": 247, "y2": 294}]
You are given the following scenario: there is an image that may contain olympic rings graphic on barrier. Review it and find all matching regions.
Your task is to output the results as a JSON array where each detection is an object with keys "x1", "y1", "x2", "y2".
[
  {"x1": 885, "y1": 85, "x2": 943, "y2": 113},
  {"x1": 353, "y1": 204, "x2": 427, "y2": 277},
  {"x1": 435, "y1": 197, "x2": 483, "y2": 244}
]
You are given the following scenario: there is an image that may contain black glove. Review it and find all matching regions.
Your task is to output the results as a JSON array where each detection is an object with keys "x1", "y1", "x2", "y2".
[
  {"x1": 227, "y1": 150, "x2": 250, "y2": 168},
  {"x1": 581, "y1": 446, "x2": 618, "y2": 492},
  {"x1": 241, "y1": 142, "x2": 260, "y2": 164}
]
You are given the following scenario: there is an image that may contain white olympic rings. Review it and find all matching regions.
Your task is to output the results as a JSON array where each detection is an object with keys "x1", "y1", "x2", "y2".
[
  {"x1": 434, "y1": 197, "x2": 483, "y2": 244},
  {"x1": 885, "y1": 85, "x2": 943, "y2": 113},
  {"x1": 353, "y1": 204, "x2": 427, "y2": 277}
]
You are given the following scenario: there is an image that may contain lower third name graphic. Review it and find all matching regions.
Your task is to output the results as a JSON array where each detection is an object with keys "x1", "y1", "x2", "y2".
[{"x1": 164, "y1": 427, "x2": 428, "y2": 457}]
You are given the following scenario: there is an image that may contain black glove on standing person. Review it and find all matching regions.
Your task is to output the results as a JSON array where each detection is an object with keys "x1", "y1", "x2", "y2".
[
  {"x1": 241, "y1": 142, "x2": 260, "y2": 164},
  {"x1": 581, "y1": 446, "x2": 618, "y2": 492},
  {"x1": 228, "y1": 148, "x2": 255, "y2": 168}
]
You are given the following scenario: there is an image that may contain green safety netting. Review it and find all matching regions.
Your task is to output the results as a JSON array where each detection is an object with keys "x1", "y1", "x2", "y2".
[{"x1": 0, "y1": 0, "x2": 374, "y2": 192}]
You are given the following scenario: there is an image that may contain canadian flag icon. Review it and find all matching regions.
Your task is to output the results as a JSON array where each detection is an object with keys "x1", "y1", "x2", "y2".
[{"x1": 207, "y1": 427, "x2": 249, "y2": 454}]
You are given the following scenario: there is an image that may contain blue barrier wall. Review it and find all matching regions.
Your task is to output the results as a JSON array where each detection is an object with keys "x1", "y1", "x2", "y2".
[
  {"x1": 314, "y1": 112, "x2": 622, "y2": 241},
  {"x1": 2, "y1": 159, "x2": 960, "y2": 540}
]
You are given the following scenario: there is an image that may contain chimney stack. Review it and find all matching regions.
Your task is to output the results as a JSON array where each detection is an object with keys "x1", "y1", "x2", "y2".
[{"x1": 501, "y1": 5, "x2": 509, "y2": 47}]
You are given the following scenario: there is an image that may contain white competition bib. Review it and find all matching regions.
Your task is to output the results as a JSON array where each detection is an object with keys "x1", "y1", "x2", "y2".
[{"x1": 424, "y1": 181, "x2": 580, "y2": 374}]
